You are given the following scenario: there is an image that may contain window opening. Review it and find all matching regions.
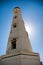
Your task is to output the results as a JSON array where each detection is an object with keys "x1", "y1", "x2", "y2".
[
  {"x1": 13, "y1": 23, "x2": 16, "y2": 28},
  {"x1": 11, "y1": 38, "x2": 16, "y2": 49},
  {"x1": 14, "y1": 16, "x2": 17, "y2": 19}
]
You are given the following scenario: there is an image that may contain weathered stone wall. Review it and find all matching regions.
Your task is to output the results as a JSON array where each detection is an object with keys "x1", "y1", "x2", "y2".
[{"x1": 0, "y1": 52, "x2": 41, "y2": 65}]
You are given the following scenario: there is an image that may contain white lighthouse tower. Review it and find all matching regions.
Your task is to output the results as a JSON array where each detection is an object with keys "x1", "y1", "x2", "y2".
[
  {"x1": 0, "y1": 7, "x2": 41, "y2": 65},
  {"x1": 6, "y1": 7, "x2": 32, "y2": 54}
]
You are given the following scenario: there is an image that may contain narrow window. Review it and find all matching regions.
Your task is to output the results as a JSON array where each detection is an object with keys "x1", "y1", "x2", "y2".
[
  {"x1": 11, "y1": 38, "x2": 16, "y2": 49},
  {"x1": 14, "y1": 16, "x2": 17, "y2": 19},
  {"x1": 13, "y1": 23, "x2": 16, "y2": 28}
]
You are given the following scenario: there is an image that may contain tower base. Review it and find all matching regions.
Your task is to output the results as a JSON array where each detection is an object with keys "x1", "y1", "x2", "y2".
[{"x1": 0, "y1": 51, "x2": 41, "y2": 65}]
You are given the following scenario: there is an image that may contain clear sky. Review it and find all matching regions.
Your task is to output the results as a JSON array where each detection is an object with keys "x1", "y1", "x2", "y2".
[{"x1": 0, "y1": 0, "x2": 43, "y2": 62}]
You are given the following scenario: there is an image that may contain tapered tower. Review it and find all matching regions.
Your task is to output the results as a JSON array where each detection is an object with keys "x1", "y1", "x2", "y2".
[{"x1": 6, "y1": 7, "x2": 32, "y2": 54}]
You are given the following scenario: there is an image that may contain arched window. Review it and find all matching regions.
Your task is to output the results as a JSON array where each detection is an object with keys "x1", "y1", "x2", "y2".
[
  {"x1": 14, "y1": 16, "x2": 17, "y2": 18},
  {"x1": 11, "y1": 38, "x2": 16, "y2": 49},
  {"x1": 13, "y1": 23, "x2": 16, "y2": 28}
]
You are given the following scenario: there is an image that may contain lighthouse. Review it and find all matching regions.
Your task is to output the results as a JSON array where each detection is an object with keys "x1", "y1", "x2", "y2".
[
  {"x1": 0, "y1": 7, "x2": 41, "y2": 65},
  {"x1": 6, "y1": 7, "x2": 32, "y2": 54}
]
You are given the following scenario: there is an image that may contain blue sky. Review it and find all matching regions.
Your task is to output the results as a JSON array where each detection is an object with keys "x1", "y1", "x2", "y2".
[{"x1": 0, "y1": 0, "x2": 43, "y2": 62}]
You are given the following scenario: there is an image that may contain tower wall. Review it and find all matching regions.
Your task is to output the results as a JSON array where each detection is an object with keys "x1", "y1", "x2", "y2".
[{"x1": 6, "y1": 7, "x2": 32, "y2": 54}]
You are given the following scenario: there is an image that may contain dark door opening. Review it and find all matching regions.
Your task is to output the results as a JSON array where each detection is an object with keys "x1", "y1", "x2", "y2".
[{"x1": 11, "y1": 38, "x2": 16, "y2": 49}]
